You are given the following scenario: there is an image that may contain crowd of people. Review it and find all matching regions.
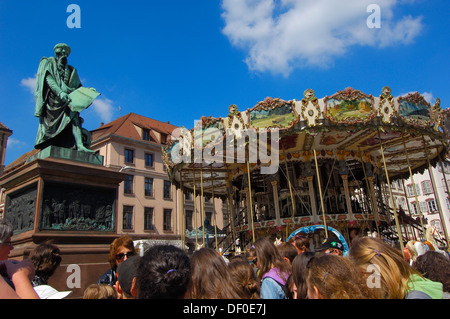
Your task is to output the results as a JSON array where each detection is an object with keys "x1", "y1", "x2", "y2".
[{"x1": 1, "y1": 219, "x2": 449, "y2": 299}]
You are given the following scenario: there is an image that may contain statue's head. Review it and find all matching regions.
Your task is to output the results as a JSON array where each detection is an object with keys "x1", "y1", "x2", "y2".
[{"x1": 53, "y1": 43, "x2": 71, "y2": 65}]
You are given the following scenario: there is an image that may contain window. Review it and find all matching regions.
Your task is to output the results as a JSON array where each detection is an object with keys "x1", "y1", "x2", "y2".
[
  {"x1": 123, "y1": 206, "x2": 133, "y2": 230},
  {"x1": 419, "y1": 201, "x2": 428, "y2": 214},
  {"x1": 441, "y1": 178, "x2": 450, "y2": 192},
  {"x1": 185, "y1": 192, "x2": 192, "y2": 201},
  {"x1": 421, "y1": 181, "x2": 432, "y2": 195},
  {"x1": 427, "y1": 199, "x2": 438, "y2": 213},
  {"x1": 438, "y1": 162, "x2": 450, "y2": 174},
  {"x1": 430, "y1": 220, "x2": 442, "y2": 233},
  {"x1": 144, "y1": 207, "x2": 154, "y2": 230},
  {"x1": 407, "y1": 184, "x2": 421, "y2": 197},
  {"x1": 163, "y1": 180, "x2": 172, "y2": 199},
  {"x1": 160, "y1": 133, "x2": 168, "y2": 144},
  {"x1": 163, "y1": 209, "x2": 172, "y2": 231},
  {"x1": 415, "y1": 184, "x2": 421, "y2": 196},
  {"x1": 407, "y1": 184, "x2": 414, "y2": 197},
  {"x1": 145, "y1": 153, "x2": 154, "y2": 167},
  {"x1": 142, "y1": 129, "x2": 150, "y2": 141},
  {"x1": 125, "y1": 149, "x2": 134, "y2": 164},
  {"x1": 185, "y1": 210, "x2": 193, "y2": 231},
  {"x1": 411, "y1": 202, "x2": 418, "y2": 215},
  {"x1": 398, "y1": 197, "x2": 407, "y2": 210},
  {"x1": 124, "y1": 175, "x2": 134, "y2": 194},
  {"x1": 144, "y1": 177, "x2": 153, "y2": 197}
]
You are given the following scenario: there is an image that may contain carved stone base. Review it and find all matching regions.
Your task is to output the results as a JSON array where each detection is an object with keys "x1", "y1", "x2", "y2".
[
  {"x1": 26, "y1": 145, "x2": 103, "y2": 166},
  {"x1": 0, "y1": 152, "x2": 125, "y2": 298}
]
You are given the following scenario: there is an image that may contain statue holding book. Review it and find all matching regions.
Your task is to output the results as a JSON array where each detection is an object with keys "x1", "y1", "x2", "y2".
[{"x1": 34, "y1": 43, "x2": 100, "y2": 152}]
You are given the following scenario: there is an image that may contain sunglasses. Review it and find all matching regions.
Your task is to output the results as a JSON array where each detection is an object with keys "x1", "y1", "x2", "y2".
[{"x1": 115, "y1": 251, "x2": 135, "y2": 260}]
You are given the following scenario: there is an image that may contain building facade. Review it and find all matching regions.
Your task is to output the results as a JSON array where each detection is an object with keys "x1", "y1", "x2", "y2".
[
  {"x1": 387, "y1": 161, "x2": 450, "y2": 242},
  {"x1": 89, "y1": 113, "x2": 225, "y2": 243},
  {"x1": 0, "y1": 121, "x2": 12, "y2": 219}
]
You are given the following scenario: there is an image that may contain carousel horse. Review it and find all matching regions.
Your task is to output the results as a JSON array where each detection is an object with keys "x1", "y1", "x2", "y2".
[
  {"x1": 424, "y1": 226, "x2": 448, "y2": 258},
  {"x1": 404, "y1": 227, "x2": 448, "y2": 264},
  {"x1": 274, "y1": 237, "x2": 282, "y2": 246},
  {"x1": 405, "y1": 240, "x2": 428, "y2": 265}
]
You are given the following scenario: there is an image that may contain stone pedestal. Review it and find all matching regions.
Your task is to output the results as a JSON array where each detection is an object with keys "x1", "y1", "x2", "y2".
[{"x1": 0, "y1": 147, "x2": 125, "y2": 298}]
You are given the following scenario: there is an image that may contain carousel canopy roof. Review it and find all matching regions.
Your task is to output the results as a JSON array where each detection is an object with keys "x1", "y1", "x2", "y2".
[{"x1": 163, "y1": 87, "x2": 448, "y2": 197}]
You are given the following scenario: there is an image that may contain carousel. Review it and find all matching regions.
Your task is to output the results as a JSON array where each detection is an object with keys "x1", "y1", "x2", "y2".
[{"x1": 162, "y1": 86, "x2": 449, "y2": 254}]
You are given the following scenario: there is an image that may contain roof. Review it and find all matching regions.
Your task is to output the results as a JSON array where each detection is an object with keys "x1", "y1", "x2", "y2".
[
  {"x1": 0, "y1": 121, "x2": 12, "y2": 133},
  {"x1": 3, "y1": 148, "x2": 39, "y2": 174},
  {"x1": 90, "y1": 113, "x2": 178, "y2": 146}
]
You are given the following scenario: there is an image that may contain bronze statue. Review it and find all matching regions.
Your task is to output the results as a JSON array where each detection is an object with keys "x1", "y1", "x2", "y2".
[{"x1": 34, "y1": 43, "x2": 96, "y2": 152}]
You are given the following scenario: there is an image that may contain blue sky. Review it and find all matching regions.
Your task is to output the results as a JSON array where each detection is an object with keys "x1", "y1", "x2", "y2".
[{"x1": 1, "y1": 0, "x2": 449, "y2": 167}]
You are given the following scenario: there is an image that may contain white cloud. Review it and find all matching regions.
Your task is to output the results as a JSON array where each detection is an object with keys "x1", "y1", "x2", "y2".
[
  {"x1": 422, "y1": 92, "x2": 434, "y2": 104},
  {"x1": 6, "y1": 137, "x2": 27, "y2": 149},
  {"x1": 92, "y1": 98, "x2": 114, "y2": 123},
  {"x1": 221, "y1": 0, "x2": 423, "y2": 76},
  {"x1": 20, "y1": 75, "x2": 36, "y2": 94}
]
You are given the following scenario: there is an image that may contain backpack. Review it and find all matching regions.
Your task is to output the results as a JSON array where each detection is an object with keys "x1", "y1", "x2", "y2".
[{"x1": 262, "y1": 268, "x2": 291, "y2": 299}]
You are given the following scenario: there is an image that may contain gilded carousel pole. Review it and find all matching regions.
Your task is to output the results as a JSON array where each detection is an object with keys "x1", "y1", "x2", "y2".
[
  {"x1": 226, "y1": 173, "x2": 236, "y2": 249},
  {"x1": 313, "y1": 146, "x2": 328, "y2": 238},
  {"x1": 402, "y1": 131, "x2": 426, "y2": 235},
  {"x1": 283, "y1": 149, "x2": 296, "y2": 238},
  {"x1": 200, "y1": 167, "x2": 206, "y2": 247},
  {"x1": 422, "y1": 135, "x2": 450, "y2": 249},
  {"x1": 180, "y1": 169, "x2": 185, "y2": 250},
  {"x1": 402, "y1": 179, "x2": 418, "y2": 241},
  {"x1": 359, "y1": 148, "x2": 381, "y2": 237},
  {"x1": 211, "y1": 165, "x2": 218, "y2": 251},
  {"x1": 437, "y1": 152, "x2": 450, "y2": 248},
  {"x1": 378, "y1": 129, "x2": 405, "y2": 254},
  {"x1": 246, "y1": 161, "x2": 256, "y2": 243},
  {"x1": 193, "y1": 166, "x2": 198, "y2": 248}
]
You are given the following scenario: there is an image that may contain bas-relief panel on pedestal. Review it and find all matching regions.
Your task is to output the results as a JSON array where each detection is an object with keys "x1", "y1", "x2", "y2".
[
  {"x1": 39, "y1": 182, "x2": 116, "y2": 231},
  {"x1": 4, "y1": 183, "x2": 38, "y2": 235}
]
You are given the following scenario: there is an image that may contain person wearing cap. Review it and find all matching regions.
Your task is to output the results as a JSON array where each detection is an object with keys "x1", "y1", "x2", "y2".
[
  {"x1": 115, "y1": 255, "x2": 140, "y2": 299},
  {"x1": 34, "y1": 43, "x2": 93, "y2": 153},
  {"x1": 316, "y1": 237, "x2": 344, "y2": 256}
]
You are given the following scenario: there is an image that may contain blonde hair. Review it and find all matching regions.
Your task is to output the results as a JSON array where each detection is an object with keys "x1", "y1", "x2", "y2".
[
  {"x1": 306, "y1": 254, "x2": 367, "y2": 299},
  {"x1": 348, "y1": 236, "x2": 421, "y2": 299},
  {"x1": 83, "y1": 284, "x2": 118, "y2": 299}
]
